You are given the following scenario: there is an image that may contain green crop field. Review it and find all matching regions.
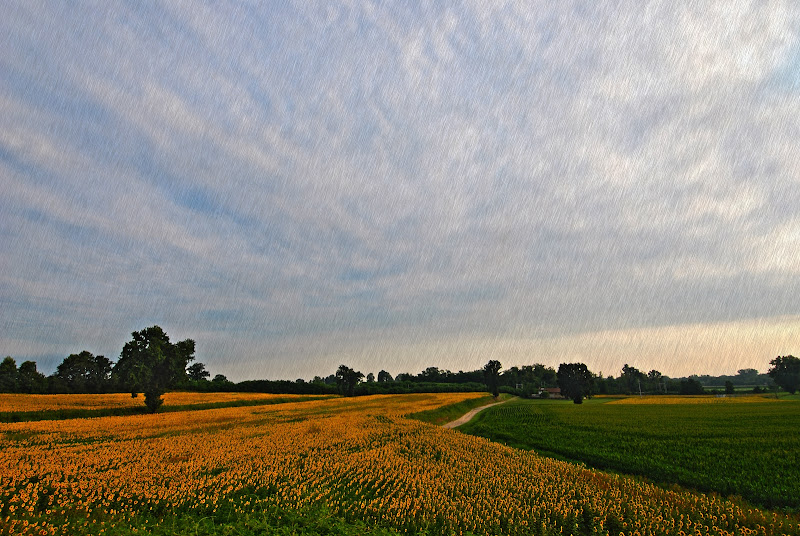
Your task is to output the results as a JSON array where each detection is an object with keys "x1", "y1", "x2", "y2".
[{"x1": 457, "y1": 397, "x2": 800, "y2": 511}]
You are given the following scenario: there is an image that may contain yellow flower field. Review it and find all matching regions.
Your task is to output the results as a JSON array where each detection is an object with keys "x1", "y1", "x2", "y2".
[
  {"x1": 606, "y1": 395, "x2": 783, "y2": 405},
  {"x1": 1, "y1": 392, "x2": 797, "y2": 535},
  {"x1": 0, "y1": 391, "x2": 327, "y2": 413}
]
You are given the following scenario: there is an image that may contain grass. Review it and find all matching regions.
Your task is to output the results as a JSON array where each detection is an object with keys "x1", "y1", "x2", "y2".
[
  {"x1": 458, "y1": 396, "x2": 800, "y2": 511},
  {"x1": 406, "y1": 393, "x2": 509, "y2": 425}
]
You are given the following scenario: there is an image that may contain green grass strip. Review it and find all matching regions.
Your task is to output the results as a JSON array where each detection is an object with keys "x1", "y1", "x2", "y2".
[{"x1": 406, "y1": 393, "x2": 509, "y2": 426}]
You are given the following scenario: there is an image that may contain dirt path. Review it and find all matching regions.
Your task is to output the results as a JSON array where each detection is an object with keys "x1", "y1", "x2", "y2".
[{"x1": 442, "y1": 397, "x2": 513, "y2": 429}]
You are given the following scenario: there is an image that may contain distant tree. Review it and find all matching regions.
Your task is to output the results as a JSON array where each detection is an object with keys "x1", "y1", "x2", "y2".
[
  {"x1": 557, "y1": 363, "x2": 593, "y2": 404},
  {"x1": 56, "y1": 351, "x2": 113, "y2": 393},
  {"x1": 724, "y1": 381, "x2": 735, "y2": 395},
  {"x1": 377, "y1": 370, "x2": 393, "y2": 383},
  {"x1": 0, "y1": 357, "x2": 18, "y2": 393},
  {"x1": 212, "y1": 374, "x2": 229, "y2": 383},
  {"x1": 420, "y1": 366, "x2": 444, "y2": 382},
  {"x1": 335, "y1": 365, "x2": 364, "y2": 397},
  {"x1": 113, "y1": 326, "x2": 196, "y2": 413},
  {"x1": 187, "y1": 362, "x2": 210, "y2": 382},
  {"x1": 18, "y1": 361, "x2": 47, "y2": 394},
  {"x1": 483, "y1": 360, "x2": 502, "y2": 398},
  {"x1": 737, "y1": 368, "x2": 759, "y2": 379},
  {"x1": 768, "y1": 355, "x2": 800, "y2": 394},
  {"x1": 646, "y1": 370, "x2": 663, "y2": 393},
  {"x1": 395, "y1": 372, "x2": 413, "y2": 382},
  {"x1": 620, "y1": 364, "x2": 646, "y2": 395},
  {"x1": 679, "y1": 378, "x2": 705, "y2": 395},
  {"x1": 366, "y1": 372, "x2": 375, "y2": 383}
]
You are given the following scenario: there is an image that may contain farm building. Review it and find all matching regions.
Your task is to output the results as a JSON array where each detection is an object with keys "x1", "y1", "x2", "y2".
[{"x1": 538, "y1": 387, "x2": 562, "y2": 398}]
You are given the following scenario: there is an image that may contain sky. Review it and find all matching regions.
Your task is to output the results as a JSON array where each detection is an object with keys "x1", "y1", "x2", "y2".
[{"x1": 2, "y1": 1, "x2": 800, "y2": 382}]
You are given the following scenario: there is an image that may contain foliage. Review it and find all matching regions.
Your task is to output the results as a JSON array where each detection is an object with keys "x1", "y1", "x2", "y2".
[
  {"x1": 186, "y1": 362, "x2": 210, "y2": 382},
  {"x1": 679, "y1": 378, "x2": 705, "y2": 395},
  {"x1": 557, "y1": 363, "x2": 593, "y2": 403},
  {"x1": 113, "y1": 326, "x2": 196, "y2": 412},
  {"x1": 482, "y1": 360, "x2": 502, "y2": 398},
  {"x1": 55, "y1": 351, "x2": 113, "y2": 393},
  {"x1": 1, "y1": 393, "x2": 798, "y2": 535},
  {"x1": 768, "y1": 355, "x2": 800, "y2": 394},
  {"x1": 335, "y1": 364, "x2": 364, "y2": 397},
  {"x1": 377, "y1": 370, "x2": 393, "y2": 382},
  {"x1": 0, "y1": 357, "x2": 18, "y2": 393},
  {"x1": 459, "y1": 397, "x2": 800, "y2": 510},
  {"x1": 17, "y1": 361, "x2": 47, "y2": 394}
]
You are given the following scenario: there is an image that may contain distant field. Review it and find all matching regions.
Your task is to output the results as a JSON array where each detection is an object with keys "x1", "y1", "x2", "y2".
[
  {"x1": 3, "y1": 392, "x2": 798, "y2": 535},
  {"x1": 458, "y1": 397, "x2": 800, "y2": 510},
  {"x1": 0, "y1": 392, "x2": 335, "y2": 422},
  {"x1": 606, "y1": 394, "x2": 784, "y2": 404}
]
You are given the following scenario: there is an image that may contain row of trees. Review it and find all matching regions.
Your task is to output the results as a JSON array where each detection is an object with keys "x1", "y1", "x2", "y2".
[
  {"x1": 3, "y1": 324, "x2": 798, "y2": 409},
  {"x1": 0, "y1": 326, "x2": 227, "y2": 412},
  {"x1": 325, "y1": 356, "x2": 799, "y2": 403}
]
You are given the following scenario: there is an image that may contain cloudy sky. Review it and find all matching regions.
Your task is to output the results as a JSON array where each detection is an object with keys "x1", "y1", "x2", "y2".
[{"x1": 2, "y1": 1, "x2": 799, "y2": 381}]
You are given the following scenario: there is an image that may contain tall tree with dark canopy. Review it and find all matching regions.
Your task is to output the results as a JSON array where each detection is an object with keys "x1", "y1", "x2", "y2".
[
  {"x1": 18, "y1": 361, "x2": 47, "y2": 393},
  {"x1": 0, "y1": 357, "x2": 18, "y2": 393},
  {"x1": 187, "y1": 362, "x2": 210, "y2": 382},
  {"x1": 483, "y1": 360, "x2": 502, "y2": 398},
  {"x1": 377, "y1": 370, "x2": 393, "y2": 383},
  {"x1": 113, "y1": 326, "x2": 196, "y2": 413},
  {"x1": 335, "y1": 364, "x2": 364, "y2": 397},
  {"x1": 56, "y1": 351, "x2": 113, "y2": 393},
  {"x1": 768, "y1": 355, "x2": 800, "y2": 394},
  {"x1": 557, "y1": 362, "x2": 593, "y2": 404}
]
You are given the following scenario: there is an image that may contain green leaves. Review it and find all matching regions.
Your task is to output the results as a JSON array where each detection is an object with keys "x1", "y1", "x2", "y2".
[{"x1": 113, "y1": 326, "x2": 196, "y2": 413}]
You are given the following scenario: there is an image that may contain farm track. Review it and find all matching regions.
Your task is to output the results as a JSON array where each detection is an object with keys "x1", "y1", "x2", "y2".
[{"x1": 442, "y1": 396, "x2": 514, "y2": 428}]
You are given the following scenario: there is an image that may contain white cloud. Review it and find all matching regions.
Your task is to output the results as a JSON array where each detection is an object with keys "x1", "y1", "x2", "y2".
[{"x1": 3, "y1": 1, "x2": 800, "y2": 378}]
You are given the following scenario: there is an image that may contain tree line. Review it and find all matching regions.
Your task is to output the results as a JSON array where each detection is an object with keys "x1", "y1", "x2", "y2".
[{"x1": 2, "y1": 325, "x2": 798, "y2": 409}]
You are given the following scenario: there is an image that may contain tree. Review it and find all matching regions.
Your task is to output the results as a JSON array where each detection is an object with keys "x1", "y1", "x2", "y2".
[
  {"x1": 646, "y1": 370, "x2": 663, "y2": 393},
  {"x1": 366, "y1": 372, "x2": 375, "y2": 383},
  {"x1": 768, "y1": 355, "x2": 800, "y2": 394},
  {"x1": 212, "y1": 374, "x2": 229, "y2": 383},
  {"x1": 620, "y1": 364, "x2": 646, "y2": 395},
  {"x1": 557, "y1": 363, "x2": 593, "y2": 404},
  {"x1": 377, "y1": 370, "x2": 393, "y2": 383},
  {"x1": 335, "y1": 364, "x2": 364, "y2": 397},
  {"x1": 18, "y1": 361, "x2": 47, "y2": 394},
  {"x1": 483, "y1": 360, "x2": 502, "y2": 398},
  {"x1": 113, "y1": 326, "x2": 195, "y2": 413},
  {"x1": 420, "y1": 366, "x2": 443, "y2": 382},
  {"x1": 679, "y1": 378, "x2": 705, "y2": 395},
  {"x1": 55, "y1": 351, "x2": 113, "y2": 393},
  {"x1": 187, "y1": 362, "x2": 210, "y2": 382},
  {"x1": 724, "y1": 380, "x2": 735, "y2": 395},
  {"x1": 0, "y1": 357, "x2": 18, "y2": 393}
]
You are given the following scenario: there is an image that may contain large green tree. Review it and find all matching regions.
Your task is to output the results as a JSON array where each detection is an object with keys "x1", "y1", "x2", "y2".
[
  {"x1": 768, "y1": 355, "x2": 800, "y2": 394},
  {"x1": 55, "y1": 351, "x2": 113, "y2": 393},
  {"x1": 335, "y1": 364, "x2": 364, "y2": 397},
  {"x1": 18, "y1": 361, "x2": 47, "y2": 393},
  {"x1": 0, "y1": 357, "x2": 18, "y2": 393},
  {"x1": 483, "y1": 360, "x2": 502, "y2": 398},
  {"x1": 113, "y1": 326, "x2": 195, "y2": 412},
  {"x1": 557, "y1": 362, "x2": 593, "y2": 404}
]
